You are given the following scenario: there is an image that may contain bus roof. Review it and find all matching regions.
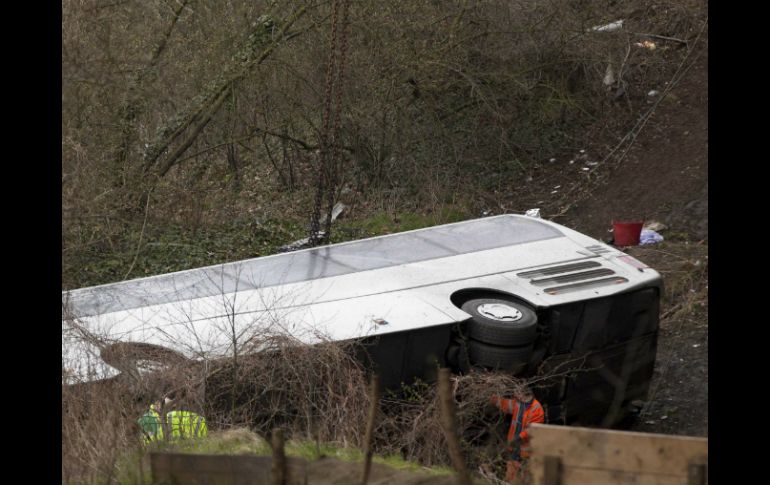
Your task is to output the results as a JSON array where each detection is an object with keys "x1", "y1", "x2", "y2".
[{"x1": 63, "y1": 215, "x2": 562, "y2": 318}]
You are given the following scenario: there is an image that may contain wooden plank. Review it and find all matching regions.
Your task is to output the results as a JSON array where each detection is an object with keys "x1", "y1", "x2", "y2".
[
  {"x1": 172, "y1": 453, "x2": 271, "y2": 473},
  {"x1": 529, "y1": 424, "x2": 707, "y2": 477},
  {"x1": 149, "y1": 452, "x2": 171, "y2": 479},
  {"x1": 543, "y1": 456, "x2": 562, "y2": 485},
  {"x1": 149, "y1": 452, "x2": 307, "y2": 485},
  {"x1": 272, "y1": 429, "x2": 286, "y2": 485},
  {"x1": 687, "y1": 463, "x2": 707, "y2": 485},
  {"x1": 541, "y1": 467, "x2": 688, "y2": 485}
]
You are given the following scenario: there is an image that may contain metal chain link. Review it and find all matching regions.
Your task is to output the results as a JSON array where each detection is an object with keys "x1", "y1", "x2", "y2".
[
  {"x1": 324, "y1": 0, "x2": 350, "y2": 238},
  {"x1": 309, "y1": 0, "x2": 342, "y2": 246}
]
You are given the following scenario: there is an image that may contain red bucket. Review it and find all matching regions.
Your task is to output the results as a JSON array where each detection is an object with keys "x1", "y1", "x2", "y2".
[{"x1": 612, "y1": 221, "x2": 644, "y2": 246}]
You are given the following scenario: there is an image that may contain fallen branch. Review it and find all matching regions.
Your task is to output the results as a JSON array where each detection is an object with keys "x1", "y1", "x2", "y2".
[{"x1": 632, "y1": 31, "x2": 689, "y2": 46}]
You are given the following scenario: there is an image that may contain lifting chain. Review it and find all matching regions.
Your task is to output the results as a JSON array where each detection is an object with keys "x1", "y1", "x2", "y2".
[{"x1": 309, "y1": 0, "x2": 350, "y2": 246}]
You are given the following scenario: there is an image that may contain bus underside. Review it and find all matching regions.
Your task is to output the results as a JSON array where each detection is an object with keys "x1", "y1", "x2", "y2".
[{"x1": 357, "y1": 286, "x2": 659, "y2": 427}]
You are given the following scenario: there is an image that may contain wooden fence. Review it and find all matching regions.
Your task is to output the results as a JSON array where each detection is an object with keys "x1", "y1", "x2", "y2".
[
  {"x1": 150, "y1": 452, "x2": 308, "y2": 485},
  {"x1": 529, "y1": 424, "x2": 708, "y2": 485}
]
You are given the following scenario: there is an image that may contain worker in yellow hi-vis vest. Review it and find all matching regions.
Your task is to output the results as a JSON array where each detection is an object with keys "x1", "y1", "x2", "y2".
[
  {"x1": 137, "y1": 399, "x2": 165, "y2": 444},
  {"x1": 164, "y1": 397, "x2": 208, "y2": 440},
  {"x1": 138, "y1": 396, "x2": 208, "y2": 444}
]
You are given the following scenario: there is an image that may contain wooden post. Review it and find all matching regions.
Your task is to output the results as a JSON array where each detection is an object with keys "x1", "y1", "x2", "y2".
[
  {"x1": 437, "y1": 368, "x2": 472, "y2": 485},
  {"x1": 687, "y1": 462, "x2": 707, "y2": 485},
  {"x1": 137, "y1": 451, "x2": 147, "y2": 485},
  {"x1": 361, "y1": 374, "x2": 381, "y2": 485},
  {"x1": 271, "y1": 429, "x2": 286, "y2": 485},
  {"x1": 314, "y1": 421, "x2": 321, "y2": 459},
  {"x1": 543, "y1": 456, "x2": 562, "y2": 485}
]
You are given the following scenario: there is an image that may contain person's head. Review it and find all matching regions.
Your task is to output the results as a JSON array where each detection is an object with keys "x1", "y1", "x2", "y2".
[
  {"x1": 513, "y1": 384, "x2": 534, "y2": 403},
  {"x1": 150, "y1": 396, "x2": 173, "y2": 411}
]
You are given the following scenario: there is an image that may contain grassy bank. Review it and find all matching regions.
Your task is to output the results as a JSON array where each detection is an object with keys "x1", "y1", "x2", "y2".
[{"x1": 101, "y1": 428, "x2": 454, "y2": 485}]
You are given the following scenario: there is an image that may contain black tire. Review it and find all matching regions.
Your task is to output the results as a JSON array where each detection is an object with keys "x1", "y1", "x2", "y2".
[
  {"x1": 461, "y1": 298, "x2": 538, "y2": 346},
  {"x1": 446, "y1": 337, "x2": 471, "y2": 373},
  {"x1": 445, "y1": 342, "x2": 460, "y2": 367},
  {"x1": 466, "y1": 339, "x2": 533, "y2": 372}
]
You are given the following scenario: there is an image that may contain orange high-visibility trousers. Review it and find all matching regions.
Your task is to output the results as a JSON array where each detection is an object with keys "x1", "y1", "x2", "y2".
[
  {"x1": 506, "y1": 459, "x2": 521, "y2": 484},
  {"x1": 506, "y1": 459, "x2": 532, "y2": 484},
  {"x1": 491, "y1": 395, "x2": 544, "y2": 484}
]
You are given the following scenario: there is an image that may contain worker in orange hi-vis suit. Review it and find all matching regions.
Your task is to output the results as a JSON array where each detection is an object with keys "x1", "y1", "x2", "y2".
[{"x1": 490, "y1": 385, "x2": 545, "y2": 484}]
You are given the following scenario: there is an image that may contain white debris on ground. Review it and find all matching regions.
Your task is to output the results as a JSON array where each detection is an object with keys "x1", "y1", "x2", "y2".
[
  {"x1": 640, "y1": 229, "x2": 664, "y2": 245},
  {"x1": 603, "y1": 63, "x2": 615, "y2": 86},
  {"x1": 590, "y1": 20, "x2": 624, "y2": 33},
  {"x1": 635, "y1": 40, "x2": 657, "y2": 50},
  {"x1": 644, "y1": 220, "x2": 668, "y2": 232},
  {"x1": 320, "y1": 202, "x2": 347, "y2": 225},
  {"x1": 525, "y1": 208, "x2": 541, "y2": 218}
]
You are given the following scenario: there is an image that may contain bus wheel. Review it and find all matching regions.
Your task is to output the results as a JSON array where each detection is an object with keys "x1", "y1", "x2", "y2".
[
  {"x1": 467, "y1": 339, "x2": 533, "y2": 372},
  {"x1": 461, "y1": 298, "x2": 537, "y2": 346},
  {"x1": 445, "y1": 337, "x2": 471, "y2": 373}
]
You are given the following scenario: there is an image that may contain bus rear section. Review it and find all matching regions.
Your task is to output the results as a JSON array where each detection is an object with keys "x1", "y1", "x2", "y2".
[
  {"x1": 353, "y1": 285, "x2": 660, "y2": 427},
  {"x1": 530, "y1": 286, "x2": 659, "y2": 425}
]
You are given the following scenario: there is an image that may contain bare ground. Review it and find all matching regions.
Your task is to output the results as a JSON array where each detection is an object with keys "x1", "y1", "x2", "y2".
[
  {"x1": 566, "y1": 38, "x2": 708, "y2": 438},
  {"x1": 510, "y1": 31, "x2": 709, "y2": 437}
]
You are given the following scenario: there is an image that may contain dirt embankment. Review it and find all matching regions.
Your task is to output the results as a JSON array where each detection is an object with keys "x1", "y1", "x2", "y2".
[
  {"x1": 485, "y1": 22, "x2": 708, "y2": 437},
  {"x1": 568, "y1": 40, "x2": 707, "y2": 438},
  {"x1": 562, "y1": 44, "x2": 708, "y2": 243},
  {"x1": 536, "y1": 33, "x2": 708, "y2": 437}
]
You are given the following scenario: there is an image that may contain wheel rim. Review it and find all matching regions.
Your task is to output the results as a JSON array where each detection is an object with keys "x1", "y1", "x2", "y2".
[{"x1": 476, "y1": 303, "x2": 523, "y2": 322}]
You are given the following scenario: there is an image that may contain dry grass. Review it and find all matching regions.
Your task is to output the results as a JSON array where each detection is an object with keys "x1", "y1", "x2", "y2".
[
  {"x1": 62, "y1": 377, "x2": 142, "y2": 484},
  {"x1": 62, "y1": 330, "x2": 370, "y2": 483},
  {"x1": 63, "y1": 326, "x2": 546, "y2": 484}
]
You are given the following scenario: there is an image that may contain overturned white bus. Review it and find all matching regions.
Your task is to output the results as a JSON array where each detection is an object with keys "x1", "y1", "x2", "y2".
[{"x1": 62, "y1": 214, "x2": 661, "y2": 425}]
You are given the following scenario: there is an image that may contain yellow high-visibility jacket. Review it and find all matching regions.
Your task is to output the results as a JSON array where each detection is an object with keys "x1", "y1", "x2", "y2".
[
  {"x1": 137, "y1": 407, "x2": 163, "y2": 444},
  {"x1": 166, "y1": 410, "x2": 208, "y2": 439}
]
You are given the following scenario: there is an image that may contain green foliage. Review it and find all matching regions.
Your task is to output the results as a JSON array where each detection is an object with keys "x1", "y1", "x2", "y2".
[
  {"x1": 334, "y1": 207, "x2": 469, "y2": 243},
  {"x1": 63, "y1": 216, "x2": 307, "y2": 289},
  {"x1": 96, "y1": 429, "x2": 453, "y2": 485},
  {"x1": 375, "y1": 454, "x2": 454, "y2": 476},
  {"x1": 161, "y1": 428, "x2": 272, "y2": 455},
  {"x1": 63, "y1": 205, "x2": 474, "y2": 289},
  {"x1": 384, "y1": 378, "x2": 433, "y2": 404}
]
